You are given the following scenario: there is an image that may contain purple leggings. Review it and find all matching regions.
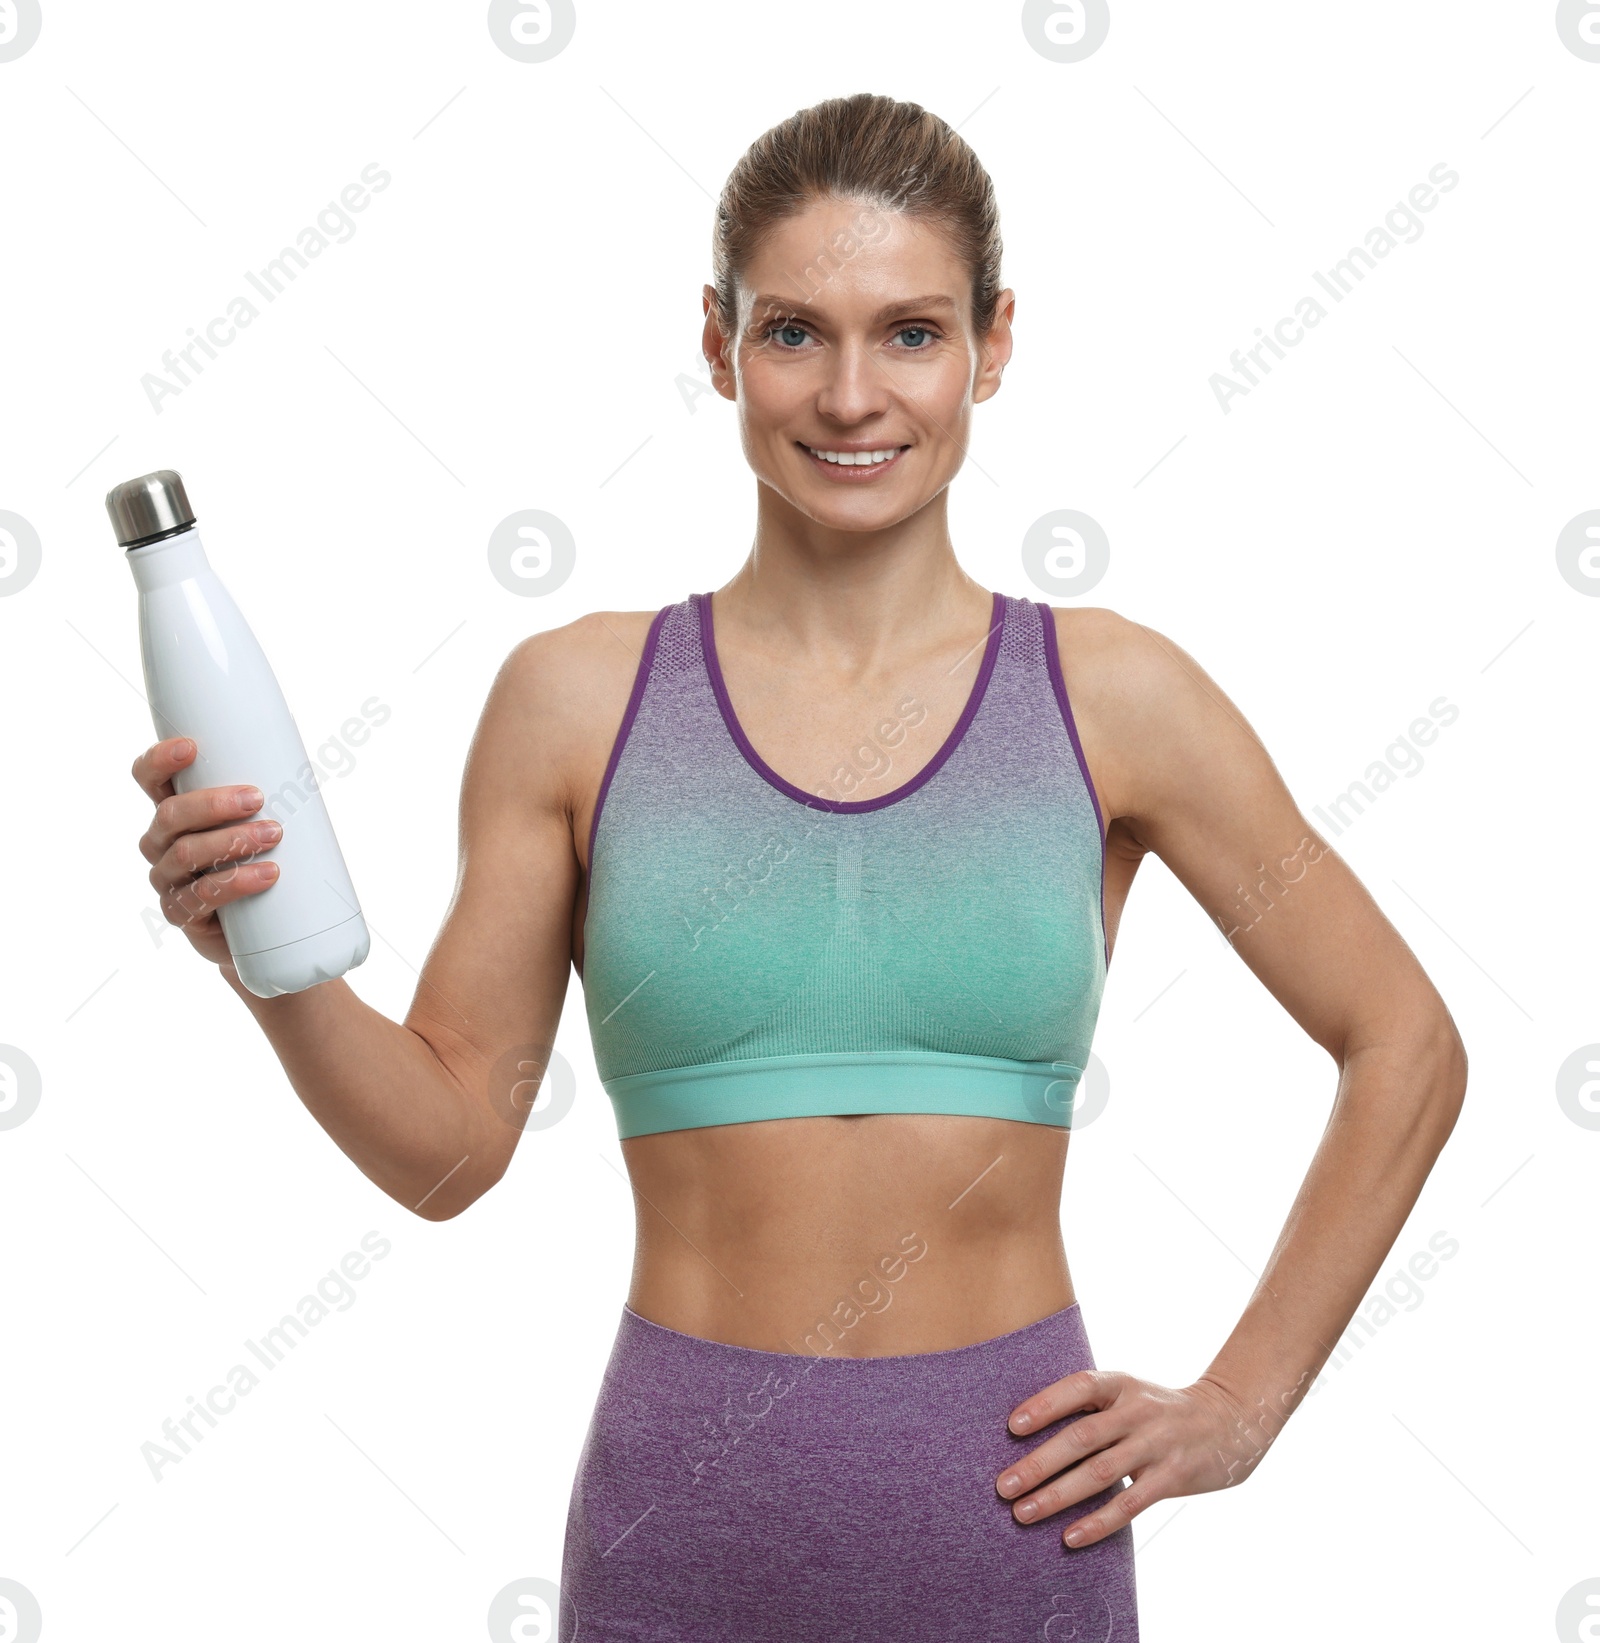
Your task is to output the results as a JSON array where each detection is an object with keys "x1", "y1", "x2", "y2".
[{"x1": 558, "y1": 1301, "x2": 1140, "y2": 1640}]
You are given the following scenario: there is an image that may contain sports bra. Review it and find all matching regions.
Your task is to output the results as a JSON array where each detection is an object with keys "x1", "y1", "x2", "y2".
[{"x1": 579, "y1": 589, "x2": 1109, "y2": 1139}]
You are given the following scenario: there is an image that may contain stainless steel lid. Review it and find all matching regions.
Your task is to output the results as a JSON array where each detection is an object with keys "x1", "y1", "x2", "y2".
[{"x1": 105, "y1": 469, "x2": 196, "y2": 547}]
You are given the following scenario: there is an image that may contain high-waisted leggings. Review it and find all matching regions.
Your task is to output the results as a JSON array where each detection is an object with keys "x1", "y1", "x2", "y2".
[{"x1": 558, "y1": 1300, "x2": 1140, "y2": 1640}]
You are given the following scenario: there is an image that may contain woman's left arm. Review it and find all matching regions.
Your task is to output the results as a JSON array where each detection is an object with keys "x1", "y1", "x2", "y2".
[{"x1": 996, "y1": 609, "x2": 1469, "y2": 1546}]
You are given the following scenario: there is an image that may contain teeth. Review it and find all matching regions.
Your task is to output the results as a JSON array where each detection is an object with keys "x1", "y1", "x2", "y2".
[{"x1": 806, "y1": 446, "x2": 902, "y2": 465}]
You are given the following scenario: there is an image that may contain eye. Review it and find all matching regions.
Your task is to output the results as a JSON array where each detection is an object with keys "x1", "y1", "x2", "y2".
[
  {"x1": 759, "y1": 320, "x2": 943, "y2": 353},
  {"x1": 763, "y1": 321, "x2": 812, "y2": 351}
]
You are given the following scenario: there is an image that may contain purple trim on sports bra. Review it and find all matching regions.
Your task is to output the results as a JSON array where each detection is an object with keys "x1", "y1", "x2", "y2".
[
  {"x1": 584, "y1": 604, "x2": 670, "y2": 932},
  {"x1": 1036, "y1": 600, "x2": 1110, "y2": 971},
  {"x1": 695, "y1": 588, "x2": 1007, "y2": 815}
]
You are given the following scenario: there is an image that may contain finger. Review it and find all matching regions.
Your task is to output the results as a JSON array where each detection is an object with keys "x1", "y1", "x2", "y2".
[
  {"x1": 1062, "y1": 1469, "x2": 1162, "y2": 1549},
  {"x1": 143, "y1": 781, "x2": 266, "y2": 864},
  {"x1": 1007, "y1": 1367, "x2": 1118, "y2": 1435},
  {"x1": 160, "y1": 857, "x2": 279, "y2": 930},
  {"x1": 1005, "y1": 1438, "x2": 1144, "y2": 1526},
  {"x1": 146, "y1": 816, "x2": 283, "y2": 891},
  {"x1": 131, "y1": 737, "x2": 195, "y2": 803},
  {"x1": 997, "y1": 1405, "x2": 1126, "y2": 1503}
]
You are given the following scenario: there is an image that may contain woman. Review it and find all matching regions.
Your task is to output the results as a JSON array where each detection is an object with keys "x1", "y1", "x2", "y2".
[{"x1": 132, "y1": 94, "x2": 1466, "y2": 1640}]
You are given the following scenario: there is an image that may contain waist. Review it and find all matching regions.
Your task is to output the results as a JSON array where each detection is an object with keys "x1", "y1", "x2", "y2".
[
  {"x1": 614, "y1": 1293, "x2": 1090, "y2": 1375},
  {"x1": 619, "y1": 1108, "x2": 1076, "y2": 1353},
  {"x1": 603, "y1": 1049, "x2": 1085, "y2": 1139}
]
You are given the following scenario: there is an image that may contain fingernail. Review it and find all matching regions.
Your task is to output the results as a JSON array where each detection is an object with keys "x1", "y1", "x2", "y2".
[
  {"x1": 239, "y1": 787, "x2": 263, "y2": 809},
  {"x1": 1011, "y1": 1413, "x2": 1031, "y2": 1432},
  {"x1": 999, "y1": 1473, "x2": 1019, "y2": 1495},
  {"x1": 173, "y1": 739, "x2": 192, "y2": 758},
  {"x1": 1015, "y1": 1501, "x2": 1038, "y2": 1522},
  {"x1": 1065, "y1": 1527, "x2": 1086, "y2": 1546}
]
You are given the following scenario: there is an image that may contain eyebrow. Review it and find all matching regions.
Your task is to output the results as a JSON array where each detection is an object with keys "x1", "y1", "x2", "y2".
[{"x1": 750, "y1": 293, "x2": 960, "y2": 322}]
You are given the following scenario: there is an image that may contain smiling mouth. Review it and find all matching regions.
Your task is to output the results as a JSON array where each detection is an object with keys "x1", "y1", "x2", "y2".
[{"x1": 797, "y1": 442, "x2": 911, "y2": 477}]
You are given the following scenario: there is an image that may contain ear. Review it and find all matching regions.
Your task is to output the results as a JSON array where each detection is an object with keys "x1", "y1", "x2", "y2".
[
  {"x1": 973, "y1": 288, "x2": 1016, "y2": 407},
  {"x1": 701, "y1": 283, "x2": 738, "y2": 401}
]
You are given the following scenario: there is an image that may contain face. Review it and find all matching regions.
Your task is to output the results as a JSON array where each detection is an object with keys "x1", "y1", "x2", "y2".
[{"x1": 701, "y1": 196, "x2": 1014, "y2": 531}]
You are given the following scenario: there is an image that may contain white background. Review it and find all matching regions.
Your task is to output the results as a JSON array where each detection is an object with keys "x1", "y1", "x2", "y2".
[{"x1": 2, "y1": 2, "x2": 1596, "y2": 1638}]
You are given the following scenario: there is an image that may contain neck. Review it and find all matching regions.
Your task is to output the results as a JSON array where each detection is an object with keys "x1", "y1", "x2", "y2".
[{"x1": 716, "y1": 494, "x2": 990, "y2": 664}]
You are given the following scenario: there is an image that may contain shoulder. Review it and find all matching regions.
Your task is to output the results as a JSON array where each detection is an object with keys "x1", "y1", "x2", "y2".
[
  {"x1": 471, "y1": 608, "x2": 662, "y2": 812},
  {"x1": 1039, "y1": 603, "x2": 1261, "y2": 836},
  {"x1": 1037, "y1": 601, "x2": 1178, "y2": 743},
  {"x1": 1040, "y1": 602, "x2": 1209, "y2": 710},
  {"x1": 499, "y1": 608, "x2": 659, "y2": 706}
]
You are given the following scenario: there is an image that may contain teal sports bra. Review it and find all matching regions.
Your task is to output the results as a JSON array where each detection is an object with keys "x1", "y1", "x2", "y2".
[{"x1": 580, "y1": 590, "x2": 1108, "y2": 1139}]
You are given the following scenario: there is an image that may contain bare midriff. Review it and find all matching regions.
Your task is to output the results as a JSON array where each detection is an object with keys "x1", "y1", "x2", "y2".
[{"x1": 618, "y1": 1111, "x2": 1076, "y2": 1356}]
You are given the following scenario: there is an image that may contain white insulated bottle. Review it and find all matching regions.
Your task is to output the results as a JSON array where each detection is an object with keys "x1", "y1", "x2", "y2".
[{"x1": 108, "y1": 469, "x2": 371, "y2": 998}]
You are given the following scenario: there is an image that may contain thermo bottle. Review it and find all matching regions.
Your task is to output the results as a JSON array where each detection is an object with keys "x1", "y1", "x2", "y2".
[{"x1": 108, "y1": 469, "x2": 371, "y2": 998}]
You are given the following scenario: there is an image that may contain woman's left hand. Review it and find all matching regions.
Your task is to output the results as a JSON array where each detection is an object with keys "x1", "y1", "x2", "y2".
[{"x1": 995, "y1": 1368, "x2": 1297, "y2": 1547}]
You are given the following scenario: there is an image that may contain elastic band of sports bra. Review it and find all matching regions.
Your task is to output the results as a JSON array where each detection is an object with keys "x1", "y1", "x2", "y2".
[{"x1": 602, "y1": 1049, "x2": 1085, "y2": 1139}]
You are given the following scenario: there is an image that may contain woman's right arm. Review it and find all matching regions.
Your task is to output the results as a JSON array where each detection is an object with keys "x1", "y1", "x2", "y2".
[{"x1": 133, "y1": 616, "x2": 624, "y2": 1221}]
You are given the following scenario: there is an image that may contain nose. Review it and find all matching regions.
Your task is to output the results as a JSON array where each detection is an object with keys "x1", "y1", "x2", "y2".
[{"x1": 813, "y1": 337, "x2": 893, "y2": 425}]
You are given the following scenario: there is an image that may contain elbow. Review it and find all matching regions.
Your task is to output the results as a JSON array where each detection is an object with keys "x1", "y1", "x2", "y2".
[
  {"x1": 1412, "y1": 1009, "x2": 1469, "y2": 1145},
  {"x1": 398, "y1": 1093, "x2": 518, "y2": 1221},
  {"x1": 1337, "y1": 1005, "x2": 1468, "y2": 1144},
  {"x1": 1443, "y1": 1018, "x2": 1468, "y2": 1106},
  {"x1": 402, "y1": 1158, "x2": 507, "y2": 1223},
  {"x1": 1439, "y1": 1012, "x2": 1465, "y2": 1130},
  {"x1": 409, "y1": 1195, "x2": 470, "y2": 1224},
  {"x1": 408, "y1": 1187, "x2": 487, "y2": 1223},
  {"x1": 1431, "y1": 1007, "x2": 1469, "y2": 1111}
]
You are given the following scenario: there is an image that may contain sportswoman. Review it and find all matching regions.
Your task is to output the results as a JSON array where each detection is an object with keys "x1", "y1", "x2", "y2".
[{"x1": 130, "y1": 93, "x2": 1467, "y2": 1639}]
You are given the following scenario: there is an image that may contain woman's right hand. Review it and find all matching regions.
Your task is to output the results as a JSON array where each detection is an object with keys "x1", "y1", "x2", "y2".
[{"x1": 133, "y1": 736, "x2": 282, "y2": 970}]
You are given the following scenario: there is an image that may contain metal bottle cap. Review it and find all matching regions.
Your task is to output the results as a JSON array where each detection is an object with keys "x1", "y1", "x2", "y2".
[{"x1": 105, "y1": 469, "x2": 196, "y2": 548}]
